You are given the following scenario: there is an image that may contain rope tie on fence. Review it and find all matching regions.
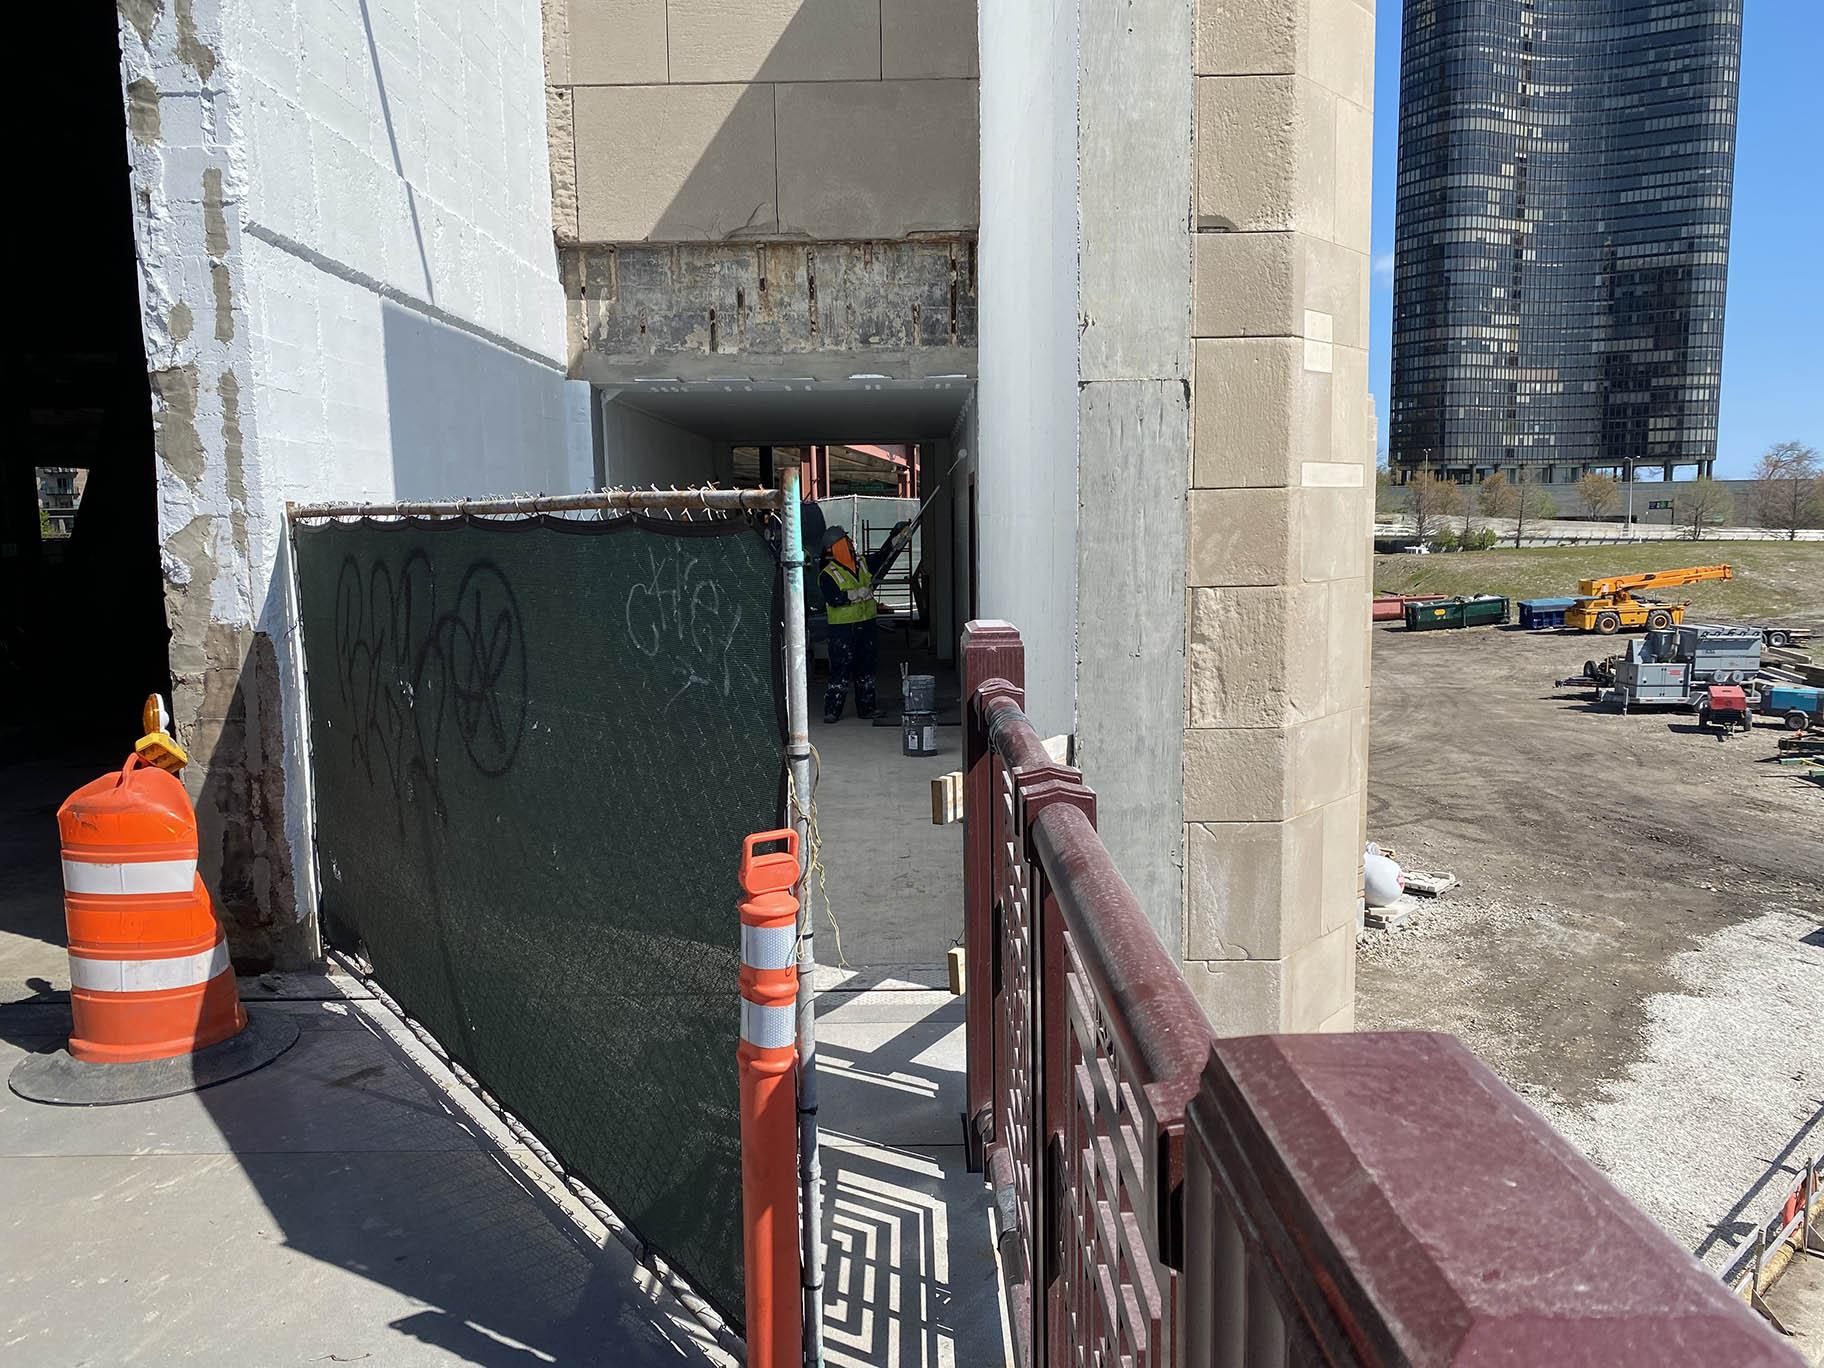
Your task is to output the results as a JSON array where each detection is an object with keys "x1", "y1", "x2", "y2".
[{"x1": 787, "y1": 743, "x2": 848, "y2": 970}]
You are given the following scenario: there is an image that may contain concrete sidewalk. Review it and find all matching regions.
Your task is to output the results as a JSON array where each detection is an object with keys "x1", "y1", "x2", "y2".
[
  {"x1": 0, "y1": 685, "x2": 1001, "y2": 1367},
  {"x1": 0, "y1": 972, "x2": 732, "y2": 1367}
]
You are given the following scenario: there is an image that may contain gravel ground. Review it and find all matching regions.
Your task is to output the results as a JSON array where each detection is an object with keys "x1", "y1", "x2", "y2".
[{"x1": 1359, "y1": 620, "x2": 1824, "y2": 1272}]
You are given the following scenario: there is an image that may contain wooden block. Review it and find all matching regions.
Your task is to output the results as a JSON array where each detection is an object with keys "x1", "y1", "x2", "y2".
[
  {"x1": 946, "y1": 945, "x2": 966, "y2": 996},
  {"x1": 930, "y1": 770, "x2": 964, "y2": 824},
  {"x1": 1402, "y1": 870, "x2": 1458, "y2": 898}
]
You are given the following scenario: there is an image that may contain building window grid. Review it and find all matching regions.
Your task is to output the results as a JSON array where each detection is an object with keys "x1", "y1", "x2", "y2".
[{"x1": 1391, "y1": 0, "x2": 1740, "y2": 473}]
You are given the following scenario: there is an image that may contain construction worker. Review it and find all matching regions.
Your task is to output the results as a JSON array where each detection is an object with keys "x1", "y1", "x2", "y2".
[{"x1": 820, "y1": 523, "x2": 909, "y2": 722}]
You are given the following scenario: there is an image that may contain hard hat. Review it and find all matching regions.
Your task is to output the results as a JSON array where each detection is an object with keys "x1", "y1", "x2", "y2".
[{"x1": 822, "y1": 526, "x2": 857, "y2": 572}]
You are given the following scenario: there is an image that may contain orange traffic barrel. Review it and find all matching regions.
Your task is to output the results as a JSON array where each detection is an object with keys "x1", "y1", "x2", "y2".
[{"x1": 57, "y1": 755, "x2": 245, "y2": 1063}]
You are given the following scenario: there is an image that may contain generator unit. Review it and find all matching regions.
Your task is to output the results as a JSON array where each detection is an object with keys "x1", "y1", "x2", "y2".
[
  {"x1": 1672, "y1": 624, "x2": 1762, "y2": 683},
  {"x1": 1607, "y1": 638, "x2": 1692, "y2": 713}
]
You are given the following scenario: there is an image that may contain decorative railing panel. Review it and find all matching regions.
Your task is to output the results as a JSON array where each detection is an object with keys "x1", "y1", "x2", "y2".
[{"x1": 960, "y1": 620, "x2": 1795, "y2": 1367}]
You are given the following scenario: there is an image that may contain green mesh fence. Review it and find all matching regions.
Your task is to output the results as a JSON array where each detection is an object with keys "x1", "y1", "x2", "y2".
[{"x1": 292, "y1": 514, "x2": 783, "y2": 1326}]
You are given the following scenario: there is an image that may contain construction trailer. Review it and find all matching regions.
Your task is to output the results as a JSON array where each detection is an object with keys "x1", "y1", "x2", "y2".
[
  {"x1": 1564, "y1": 563, "x2": 1733, "y2": 634},
  {"x1": 1757, "y1": 625, "x2": 1814, "y2": 649}
]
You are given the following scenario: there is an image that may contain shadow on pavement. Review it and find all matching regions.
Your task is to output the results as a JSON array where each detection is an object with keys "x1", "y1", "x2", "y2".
[
  {"x1": 0, "y1": 976, "x2": 727, "y2": 1366},
  {"x1": 814, "y1": 999, "x2": 1002, "y2": 1368}
]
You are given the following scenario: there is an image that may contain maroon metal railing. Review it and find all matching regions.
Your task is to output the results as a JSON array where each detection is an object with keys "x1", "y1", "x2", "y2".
[{"x1": 960, "y1": 620, "x2": 1795, "y2": 1367}]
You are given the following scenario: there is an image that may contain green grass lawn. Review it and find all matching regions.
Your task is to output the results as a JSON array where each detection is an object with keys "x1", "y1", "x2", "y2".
[{"x1": 1372, "y1": 541, "x2": 1824, "y2": 624}]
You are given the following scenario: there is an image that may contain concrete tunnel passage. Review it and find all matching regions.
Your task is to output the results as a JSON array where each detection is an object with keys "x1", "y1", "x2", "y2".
[{"x1": 591, "y1": 374, "x2": 979, "y2": 970}]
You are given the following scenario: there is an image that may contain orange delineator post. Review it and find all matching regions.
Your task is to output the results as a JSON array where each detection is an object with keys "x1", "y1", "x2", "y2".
[
  {"x1": 738, "y1": 829, "x2": 803, "y2": 1368},
  {"x1": 58, "y1": 755, "x2": 245, "y2": 1063}
]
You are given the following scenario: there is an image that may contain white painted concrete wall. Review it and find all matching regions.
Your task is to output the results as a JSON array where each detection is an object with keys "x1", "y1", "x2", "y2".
[
  {"x1": 235, "y1": 0, "x2": 572, "y2": 509},
  {"x1": 975, "y1": 0, "x2": 1079, "y2": 740},
  {"x1": 121, "y1": 0, "x2": 575, "y2": 963},
  {"x1": 598, "y1": 396, "x2": 717, "y2": 486}
]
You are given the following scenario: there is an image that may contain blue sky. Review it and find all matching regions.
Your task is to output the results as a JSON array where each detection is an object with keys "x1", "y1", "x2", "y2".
[{"x1": 1367, "y1": 1, "x2": 1824, "y2": 476}]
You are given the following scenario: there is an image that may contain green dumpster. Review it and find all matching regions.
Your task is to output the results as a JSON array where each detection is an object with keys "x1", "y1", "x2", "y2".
[
  {"x1": 1461, "y1": 594, "x2": 1509, "y2": 627},
  {"x1": 1403, "y1": 595, "x2": 1509, "y2": 631}
]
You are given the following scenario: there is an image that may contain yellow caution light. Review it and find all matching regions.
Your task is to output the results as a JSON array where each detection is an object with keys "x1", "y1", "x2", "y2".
[{"x1": 135, "y1": 693, "x2": 189, "y2": 774}]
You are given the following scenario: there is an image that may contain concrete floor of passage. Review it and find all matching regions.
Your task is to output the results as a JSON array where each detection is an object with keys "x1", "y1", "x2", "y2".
[
  {"x1": 812, "y1": 986, "x2": 1002, "y2": 1368},
  {"x1": 803, "y1": 663, "x2": 1004, "y2": 1368},
  {"x1": 805, "y1": 651, "x2": 966, "y2": 970}
]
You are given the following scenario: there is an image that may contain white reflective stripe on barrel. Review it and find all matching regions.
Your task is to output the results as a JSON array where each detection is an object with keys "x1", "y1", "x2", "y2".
[
  {"x1": 740, "y1": 999, "x2": 796, "y2": 1050},
  {"x1": 741, "y1": 922, "x2": 797, "y2": 972},
  {"x1": 61, "y1": 858, "x2": 196, "y2": 897},
  {"x1": 68, "y1": 941, "x2": 230, "y2": 994}
]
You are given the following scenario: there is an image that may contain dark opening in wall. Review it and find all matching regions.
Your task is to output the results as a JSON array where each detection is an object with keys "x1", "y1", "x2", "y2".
[{"x1": 3, "y1": 8, "x2": 168, "y2": 738}]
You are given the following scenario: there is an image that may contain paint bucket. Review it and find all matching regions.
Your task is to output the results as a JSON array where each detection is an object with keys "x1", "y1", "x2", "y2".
[
  {"x1": 901, "y1": 711, "x2": 938, "y2": 757},
  {"x1": 903, "y1": 674, "x2": 936, "y2": 713}
]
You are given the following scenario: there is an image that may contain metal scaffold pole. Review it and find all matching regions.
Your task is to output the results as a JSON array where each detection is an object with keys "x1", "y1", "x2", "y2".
[{"x1": 779, "y1": 466, "x2": 824, "y2": 1366}]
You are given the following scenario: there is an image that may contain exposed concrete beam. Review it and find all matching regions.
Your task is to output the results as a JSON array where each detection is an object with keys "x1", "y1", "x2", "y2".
[{"x1": 564, "y1": 240, "x2": 978, "y2": 383}]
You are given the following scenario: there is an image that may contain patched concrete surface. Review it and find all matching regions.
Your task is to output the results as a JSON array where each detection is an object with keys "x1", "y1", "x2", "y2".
[
  {"x1": 0, "y1": 986, "x2": 732, "y2": 1366},
  {"x1": 809, "y1": 688, "x2": 965, "y2": 968},
  {"x1": 1360, "y1": 623, "x2": 1824, "y2": 1272}
]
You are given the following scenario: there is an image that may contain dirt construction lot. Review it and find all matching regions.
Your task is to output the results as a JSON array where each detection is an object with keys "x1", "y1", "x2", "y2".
[{"x1": 1359, "y1": 619, "x2": 1823, "y2": 1273}]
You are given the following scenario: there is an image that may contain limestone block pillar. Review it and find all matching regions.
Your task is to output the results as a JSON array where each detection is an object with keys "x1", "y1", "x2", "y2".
[{"x1": 1183, "y1": 0, "x2": 1375, "y2": 1034}]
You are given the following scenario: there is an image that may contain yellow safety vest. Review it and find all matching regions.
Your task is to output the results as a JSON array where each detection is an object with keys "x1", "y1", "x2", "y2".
[{"x1": 824, "y1": 561, "x2": 877, "y2": 626}]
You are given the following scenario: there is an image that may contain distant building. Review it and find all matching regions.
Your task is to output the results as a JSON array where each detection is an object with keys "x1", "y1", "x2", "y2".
[
  {"x1": 1390, "y1": 0, "x2": 1742, "y2": 485},
  {"x1": 35, "y1": 467, "x2": 86, "y2": 536}
]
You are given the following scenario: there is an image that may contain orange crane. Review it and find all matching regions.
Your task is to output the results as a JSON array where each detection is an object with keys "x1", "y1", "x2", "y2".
[{"x1": 1565, "y1": 563, "x2": 1733, "y2": 634}]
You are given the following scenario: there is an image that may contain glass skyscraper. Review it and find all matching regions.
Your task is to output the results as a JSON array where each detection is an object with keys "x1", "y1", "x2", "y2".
[{"x1": 1389, "y1": 0, "x2": 1742, "y2": 484}]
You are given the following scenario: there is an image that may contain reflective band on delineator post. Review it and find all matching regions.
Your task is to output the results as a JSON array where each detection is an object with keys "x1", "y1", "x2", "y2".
[
  {"x1": 741, "y1": 922, "x2": 797, "y2": 972},
  {"x1": 62, "y1": 858, "x2": 196, "y2": 897},
  {"x1": 741, "y1": 1000, "x2": 797, "y2": 1050},
  {"x1": 68, "y1": 942, "x2": 231, "y2": 994}
]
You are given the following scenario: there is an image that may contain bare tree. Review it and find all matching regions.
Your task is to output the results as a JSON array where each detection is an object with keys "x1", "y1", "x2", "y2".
[
  {"x1": 1575, "y1": 471, "x2": 1621, "y2": 520},
  {"x1": 1681, "y1": 478, "x2": 1733, "y2": 540},
  {"x1": 1477, "y1": 471, "x2": 1517, "y2": 522},
  {"x1": 1749, "y1": 440, "x2": 1822, "y2": 539},
  {"x1": 1405, "y1": 466, "x2": 1464, "y2": 546},
  {"x1": 1511, "y1": 472, "x2": 1557, "y2": 546},
  {"x1": 1375, "y1": 454, "x2": 1400, "y2": 515}
]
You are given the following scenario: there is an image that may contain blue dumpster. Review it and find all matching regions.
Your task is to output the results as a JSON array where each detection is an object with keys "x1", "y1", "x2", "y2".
[{"x1": 1518, "y1": 597, "x2": 1577, "y2": 630}]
